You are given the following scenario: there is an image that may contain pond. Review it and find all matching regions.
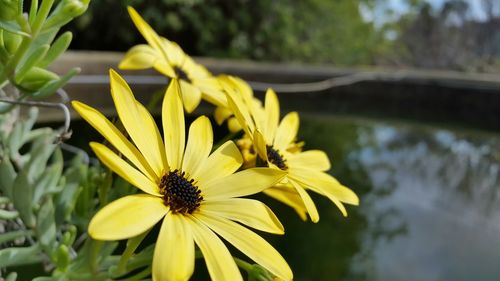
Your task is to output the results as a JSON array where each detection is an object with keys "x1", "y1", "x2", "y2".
[{"x1": 258, "y1": 114, "x2": 500, "y2": 281}]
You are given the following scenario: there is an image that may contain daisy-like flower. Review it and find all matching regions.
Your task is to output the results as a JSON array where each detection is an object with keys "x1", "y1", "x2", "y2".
[
  {"x1": 72, "y1": 70, "x2": 292, "y2": 281},
  {"x1": 119, "y1": 6, "x2": 225, "y2": 113},
  {"x1": 222, "y1": 75, "x2": 359, "y2": 222}
]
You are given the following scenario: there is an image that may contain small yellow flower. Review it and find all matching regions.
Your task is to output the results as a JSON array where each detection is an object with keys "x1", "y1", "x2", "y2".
[
  {"x1": 223, "y1": 75, "x2": 359, "y2": 222},
  {"x1": 72, "y1": 70, "x2": 292, "y2": 281},
  {"x1": 119, "y1": 6, "x2": 225, "y2": 113}
]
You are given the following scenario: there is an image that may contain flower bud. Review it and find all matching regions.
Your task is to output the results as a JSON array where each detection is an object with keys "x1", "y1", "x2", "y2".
[{"x1": 43, "y1": 0, "x2": 90, "y2": 30}]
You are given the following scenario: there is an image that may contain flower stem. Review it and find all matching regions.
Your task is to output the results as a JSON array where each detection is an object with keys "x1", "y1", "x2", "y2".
[{"x1": 233, "y1": 257, "x2": 253, "y2": 273}]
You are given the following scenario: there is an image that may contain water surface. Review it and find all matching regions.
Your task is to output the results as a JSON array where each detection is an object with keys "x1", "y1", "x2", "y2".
[{"x1": 266, "y1": 114, "x2": 500, "y2": 281}]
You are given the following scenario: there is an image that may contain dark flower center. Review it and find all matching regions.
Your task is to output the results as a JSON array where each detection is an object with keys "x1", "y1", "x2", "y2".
[
  {"x1": 266, "y1": 145, "x2": 287, "y2": 170},
  {"x1": 174, "y1": 66, "x2": 191, "y2": 83},
  {"x1": 159, "y1": 170, "x2": 203, "y2": 214}
]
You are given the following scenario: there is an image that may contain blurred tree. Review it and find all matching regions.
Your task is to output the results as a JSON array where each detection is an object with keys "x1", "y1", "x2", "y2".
[
  {"x1": 65, "y1": 0, "x2": 386, "y2": 65},
  {"x1": 391, "y1": 0, "x2": 500, "y2": 71}
]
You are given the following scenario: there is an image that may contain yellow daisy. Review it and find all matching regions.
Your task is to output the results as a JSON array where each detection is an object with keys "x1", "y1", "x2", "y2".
[
  {"x1": 222, "y1": 76, "x2": 359, "y2": 222},
  {"x1": 71, "y1": 70, "x2": 292, "y2": 281},
  {"x1": 119, "y1": 6, "x2": 225, "y2": 113}
]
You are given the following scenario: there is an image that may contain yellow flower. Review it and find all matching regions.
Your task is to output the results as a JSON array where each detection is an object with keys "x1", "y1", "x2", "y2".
[
  {"x1": 223, "y1": 75, "x2": 359, "y2": 222},
  {"x1": 72, "y1": 70, "x2": 292, "y2": 281},
  {"x1": 119, "y1": 6, "x2": 225, "y2": 113}
]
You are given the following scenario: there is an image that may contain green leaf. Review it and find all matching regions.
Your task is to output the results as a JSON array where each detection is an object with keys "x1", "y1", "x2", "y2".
[
  {"x1": 23, "y1": 106, "x2": 39, "y2": 134},
  {"x1": 0, "y1": 209, "x2": 19, "y2": 219},
  {"x1": 5, "y1": 272, "x2": 17, "y2": 281},
  {"x1": 12, "y1": 170, "x2": 35, "y2": 227},
  {"x1": 2, "y1": 29, "x2": 22, "y2": 54},
  {"x1": 14, "y1": 44, "x2": 50, "y2": 83},
  {"x1": 28, "y1": 0, "x2": 38, "y2": 24},
  {"x1": 32, "y1": 67, "x2": 80, "y2": 98},
  {"x1": 38, "y1": 31, "x2": 72, "y2": 68},
  {"x1": 37, "y1": 197, "x2": 56, "y2": 251},
  {"x1": 61, "y1": 225, "x2": 77, "y2": 246},
  {"x1": 55, "y1": 244, "x2": 70, "y2": 271},
  {"x1": 0, "y1": 21, "x2": 30, "y2": 37},
  {"x1": 26, "y1": 133, "x2": 56, "y2": 182},
  {"x1": 0, "y1": 244, "x2": 43, "y2": 267},
  {"x1": 0, "y1": 230, "x2": 33, "y2": 244},
  {"x1": 18, "y1": 67, "x2": 58, "y2": 91},
  {"x1": 54, "y1": 175, "x2": 82, "y2": 225},
  {"x1": 7, "y1": 120, "x2": 25, "y2": 155},
  {"x1": 33, "y1": 148, "x2": 63, "y2": 203},
  {"x1": 32, "y1": 277, "x2": 52, "y2": 281},
  {"x1": 0, "y1": 155, "x2": 16, "y2": 198}
]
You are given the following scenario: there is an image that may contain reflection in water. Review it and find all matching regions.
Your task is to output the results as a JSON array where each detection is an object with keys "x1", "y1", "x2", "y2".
[{"x1": 273, "y1": 115, "x2": 500, "y2": 281}]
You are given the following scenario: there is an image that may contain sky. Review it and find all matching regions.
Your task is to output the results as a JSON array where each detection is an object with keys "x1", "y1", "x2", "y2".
[{"x1": 361, "y1": 0, "x2": 493, "y2": 26}]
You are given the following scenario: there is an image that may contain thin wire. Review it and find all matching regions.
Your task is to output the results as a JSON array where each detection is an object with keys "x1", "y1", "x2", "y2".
[
  {"x1": 56, "y1": 88, "x2": 70, "y2": 104},
  {"x1": 0, "y1": 98, "x2": 72, "y2": 143},
  {"x1": 59, "y1": 143, "x2": 99, "y2": 166}
]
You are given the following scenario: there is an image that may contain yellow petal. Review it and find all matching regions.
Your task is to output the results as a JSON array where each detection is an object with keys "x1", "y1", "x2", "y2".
[
  {"x1": 202, "y1": 168, "x2": 286, "y2": 201},
  {"x1": 153, "y1": 60, "x2": 176, "y2": 77},
  {"x1": 179, "y1": 79, "x2": 202, "y2": 113},
  {"x1": 182, "y1": 116, "x2": 213, "y2": 177},
  {"x1": 90, "y1": 142, "x2": 160, "y2": 196},
  {"x1": 264, "y1": 89, "x2": 280, "y2": 142},
  {"x1": 127, "y1": 7, "x2": 167, "y2": 62},
  {"x1": 188, "y1": 216, "x2": 242, "y2": 281},
  {"x1": 223, "y1": 80, "x2": 255, "y2": 136},
  {"x1": 71, "y1": 101, "x2": 157, "y2": 182},
  {"x1": 288, "y1": 167, "x2": 359, "y2": 206},
  {"x1": 183, "y1": 56, "x2": 211, "y2": 78},
  {"x1": 331, "y1": 197, "x2": 348, "y2": 217},
  {"x1": 193, "y1": 141, "x2": 242, "y2": 186},
  {"x1": 253, "y1": 129, "x2": 268, "y2": 161},
  {"x1": 161, "y1": 39, "x2": 186, "y2": 67},
  {"x1": 263, "y1": 185, "x2": 308, "y2": 221},
  {"x1": 153, "y1": 213, "x2": 195, "y2": 281},
  {"x1": 119, "y1": 44, "x2": 158, "y2": 70},
  {"x1": 135, "y1": 101, "x2": 168, "y2": 171},
  {"x1": 196, "y1": 214, "x2": 293, "y2": 281},
  {"x1": 214, "y1": 106, "x2": 232, "y2": 125},
  {"x1": 162, "y1": 79, "x2": 185, "y2": 170},
  {"x1": 201, "y1": 198, "x2": 284, "y2": 234},
  {"x1": 89, "y1": 194, "x2": 167, "y2": 240},
  {"x1": 194, "y1": 77, "x2": 226, "y2": 107},
  {"x1": 229, "y1": 76, "x2": 256, "y2": 112},
  {"x1": 287, "y1": 150, "x2": 331, "y2": 172},
  {"x1": 273, "y1": 112, "x2": 299, "y2": 151},
  {"x1": 109, "y1": 69, "x2": 166, "y2": 177},
  {"x1": 290, "y1": 180, "x2": 319, "y2": 223}
]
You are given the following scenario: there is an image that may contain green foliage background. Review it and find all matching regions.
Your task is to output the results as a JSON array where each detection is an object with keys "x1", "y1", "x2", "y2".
[
  {"x1": 66, "y1": 0, "x2": 500, "y2": 71},
  {"x1": 66, "y1": 0, "x2": 388, "y2": 65}
]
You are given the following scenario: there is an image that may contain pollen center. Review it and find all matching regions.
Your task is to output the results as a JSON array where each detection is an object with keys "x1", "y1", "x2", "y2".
[
  {"x1": 266, "y1": 145, "x2": 288, "y2": 170},
  {"x1": 174, "y1": 66, "x2": 191, "y2": 83},
  {"x1": 159, "y1": 170, "x2": 203, "y2": 214}
]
